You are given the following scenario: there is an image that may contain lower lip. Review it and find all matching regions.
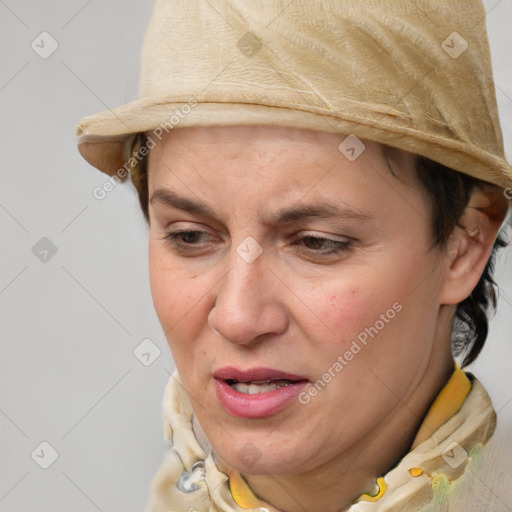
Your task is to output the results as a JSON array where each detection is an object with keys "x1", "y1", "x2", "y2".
[{"x1": 214, "y1": 379, "x2": 309, "y2": 418}]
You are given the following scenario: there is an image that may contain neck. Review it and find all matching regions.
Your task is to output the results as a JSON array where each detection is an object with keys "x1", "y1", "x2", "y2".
[{"x1": 243, "y1": 338, "x2": 454, "y2": 512}]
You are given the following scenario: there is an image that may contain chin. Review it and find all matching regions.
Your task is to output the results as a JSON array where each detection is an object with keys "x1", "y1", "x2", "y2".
[
  {"x1": 211, "y1": 434, "x2": 317, "y2": 475},
  {"x1": 226, "y1": 454, "x2": 298, "y2": 475}
]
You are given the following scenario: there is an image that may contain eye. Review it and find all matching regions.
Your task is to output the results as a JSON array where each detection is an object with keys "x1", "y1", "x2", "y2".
[
  {"x1": 161, "y1": 230, "x2": 353, "y2": 257},
  {"x1": 161, "y1": 230, "x2": 213, "y2": 251},
  {"x1": 291, "y1": 234, "x2": 353, "y2": 256}
]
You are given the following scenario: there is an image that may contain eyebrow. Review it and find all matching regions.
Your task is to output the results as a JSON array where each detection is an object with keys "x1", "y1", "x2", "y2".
[
  {"x1": 150, "y1": 189, "x2": 215, "y2": 217},
  {"x1": 149, "y1": 189, "x2": 372, "y2": 224}
]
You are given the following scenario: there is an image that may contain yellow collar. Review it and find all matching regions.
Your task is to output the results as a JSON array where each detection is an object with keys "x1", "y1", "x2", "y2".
[
  {"x1": 410, "y1": 362, "x2": 471, "y2": 450},
  {"x1": 228, "y1": 362, "x2": 471, "y2": 509}
]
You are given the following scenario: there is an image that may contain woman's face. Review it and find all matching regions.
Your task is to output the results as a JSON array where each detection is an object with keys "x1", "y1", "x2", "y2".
[{"x1": 147, "y1": 125, "x2": 449, "y2": 475}]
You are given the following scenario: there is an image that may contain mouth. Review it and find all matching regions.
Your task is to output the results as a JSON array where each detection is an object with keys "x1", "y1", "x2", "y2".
[
  {"x1": 213, "y1": 367, "x2": 309, "y2": 418},
  {"x1": 225, "y1": 378, "x2": 299, "y2": 394},
  {"x1": 214, "y1": 367, "x2": 308, "y2": 388}
]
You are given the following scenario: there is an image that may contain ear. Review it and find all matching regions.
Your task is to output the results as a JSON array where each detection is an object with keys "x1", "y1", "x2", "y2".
[{"x1": 439, "y1": 183, "x2": 510, "y2": 305}]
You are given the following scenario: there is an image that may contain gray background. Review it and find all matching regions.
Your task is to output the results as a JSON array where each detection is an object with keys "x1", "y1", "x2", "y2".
[{"x1": 0, "y1": 1, "x2": 511, "y2": 511}]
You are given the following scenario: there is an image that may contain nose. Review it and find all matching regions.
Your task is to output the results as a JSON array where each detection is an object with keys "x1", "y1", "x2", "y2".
[{"x1": 208, "y1": 245, "x2": 288, "y2": 346}]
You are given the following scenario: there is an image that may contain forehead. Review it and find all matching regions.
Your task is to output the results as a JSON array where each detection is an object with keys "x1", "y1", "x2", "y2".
[
  {"x1": 145, "y1": 125, "x2": 420, "y2": 213},
  {"x1": 147, "y1": 125, "x2": 415, "y2": 173}
]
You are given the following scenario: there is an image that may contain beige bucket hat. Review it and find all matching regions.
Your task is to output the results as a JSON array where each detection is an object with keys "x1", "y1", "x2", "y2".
[{"x1": 76, "y1": 0, "x2": 512, "y2": 190}]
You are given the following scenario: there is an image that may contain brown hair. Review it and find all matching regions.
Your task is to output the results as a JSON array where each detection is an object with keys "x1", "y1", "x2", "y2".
[{"x1": 129, "y1": 132, "x2": 509, "y2": 367}]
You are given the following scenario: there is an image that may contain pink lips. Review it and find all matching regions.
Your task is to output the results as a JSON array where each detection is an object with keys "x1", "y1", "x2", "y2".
[
  {"x1": 213, "y1": 366, "x2": 309, "y2": 419},
  {"x1": 213, "y1": 367, "x2": 307, "y2": 383}
]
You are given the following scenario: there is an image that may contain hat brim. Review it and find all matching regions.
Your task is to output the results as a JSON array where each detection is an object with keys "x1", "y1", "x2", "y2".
[
  {"x1": 77, "y1": 98, "x2": 360, "y2": 179},
  {"x1": 77, "y1": 98, "x2": 512, "y2": 191}
]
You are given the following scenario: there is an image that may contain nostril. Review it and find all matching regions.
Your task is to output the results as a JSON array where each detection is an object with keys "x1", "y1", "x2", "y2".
[{"x1": 212, "y1": 327, "x2": 225, "y2": 340}]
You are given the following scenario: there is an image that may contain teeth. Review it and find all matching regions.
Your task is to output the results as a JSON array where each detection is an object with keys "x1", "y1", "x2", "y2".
[{"x1": 230, "y1": 379, "x2": 294, "y2": 394}]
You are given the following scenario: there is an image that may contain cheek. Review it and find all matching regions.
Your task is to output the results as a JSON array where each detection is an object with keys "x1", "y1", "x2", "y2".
[
  {"x1": 319, "y1": 291, "x2": 370, "y2": 347},
  {"x1": 301, "y1": 280, "x2": 395, "y2": 352},
  {"x1": 301, "y1": 261, "x2": 433, "y2": 365},
  {"x1": 148, "y1": 244, "x2": 203, "y2": 342}
]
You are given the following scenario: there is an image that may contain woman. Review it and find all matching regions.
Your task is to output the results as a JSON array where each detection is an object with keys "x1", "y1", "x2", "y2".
[{"x1": 76, "y1": 1, "x2": 512, "y2": 510}]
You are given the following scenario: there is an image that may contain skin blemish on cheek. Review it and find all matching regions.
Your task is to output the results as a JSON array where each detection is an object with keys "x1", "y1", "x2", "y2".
[{"x1": 329, "y1": 290, "x2": 355, "y2": 307}]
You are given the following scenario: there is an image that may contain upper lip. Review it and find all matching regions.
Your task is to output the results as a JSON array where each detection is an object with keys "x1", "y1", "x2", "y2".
[{"x1": 213, "y1": 366, "x2": 308, "y2": 383}]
